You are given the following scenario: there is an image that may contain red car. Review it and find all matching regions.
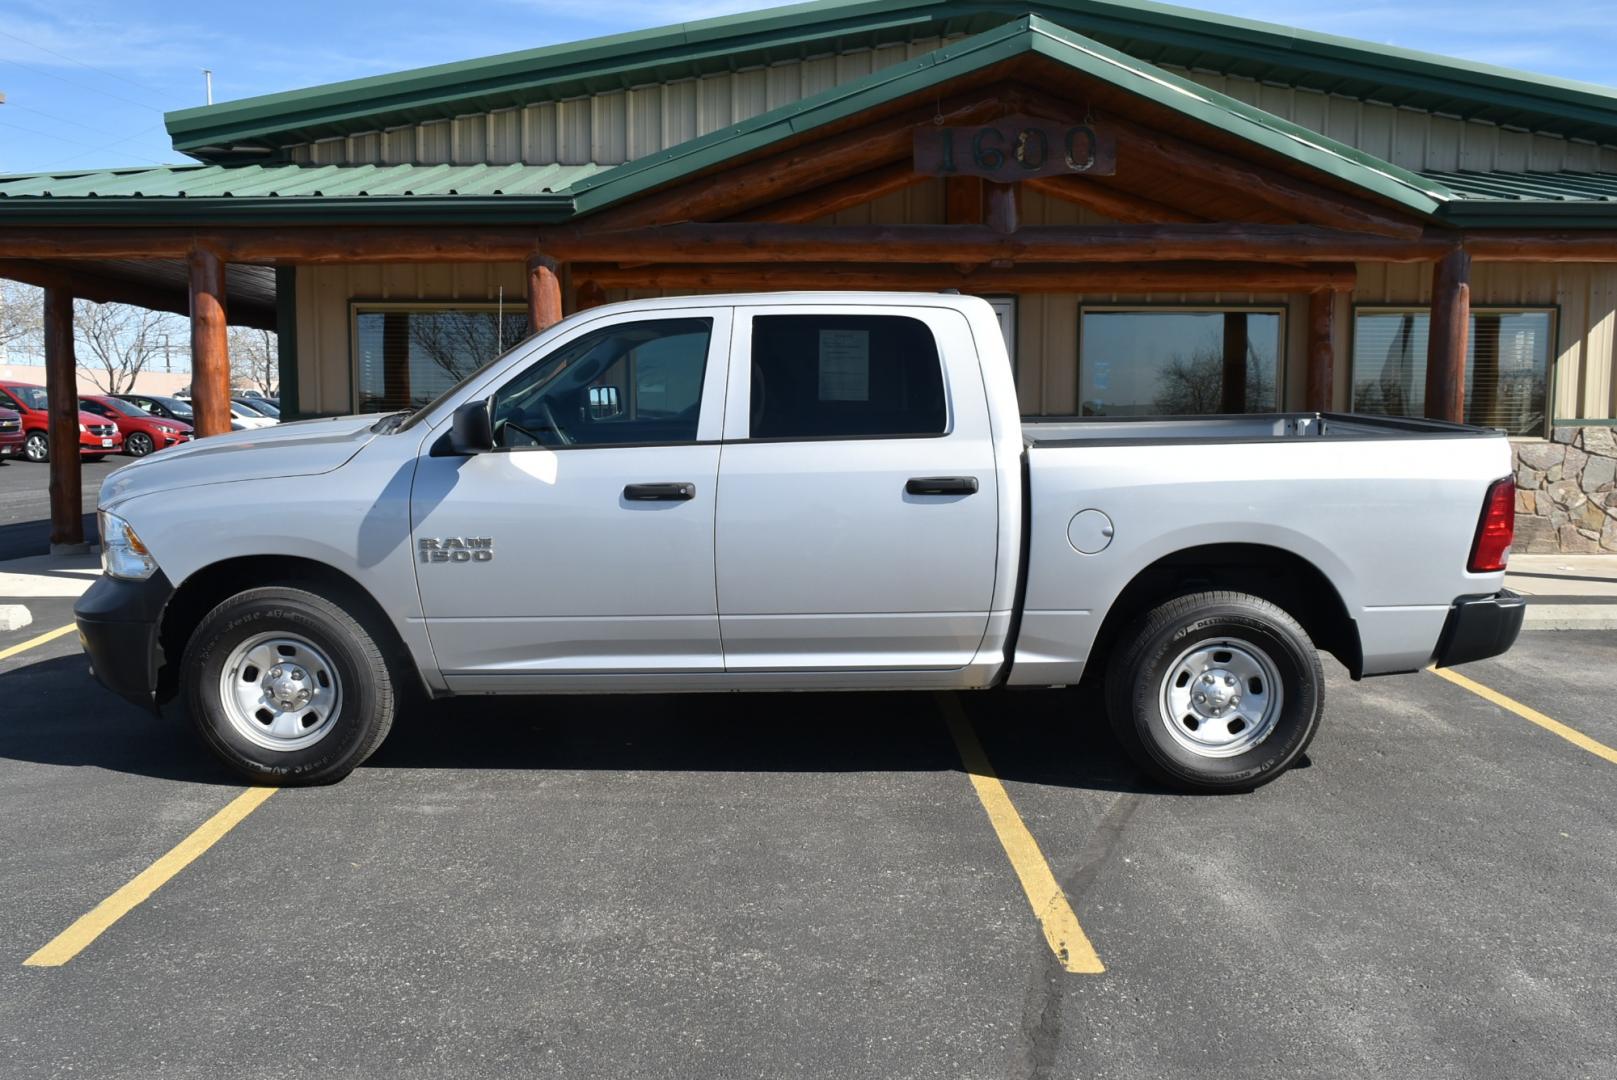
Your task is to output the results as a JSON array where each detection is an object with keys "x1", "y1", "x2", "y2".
[
  {"x1": 0, "y1": 406, "x2": 23, "y2": 460},
  {"x1": 80, "y1": 395, "x2": 193, "y2": 457},
  {"x1": 0, "y1": 382, "x2": 123, "y2": 462}
]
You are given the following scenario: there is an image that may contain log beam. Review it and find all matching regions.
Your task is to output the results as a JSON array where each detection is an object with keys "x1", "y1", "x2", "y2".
[
  {"x1": 188, "y1": 247, "x2": 232, "y2": 438},
  {"x1": 1424, "y1": 248, "x2": 1471, "y2": 424},
  {"x1": 574, "y1": 260, "x2": 1357, "y2": 293},
  {"x1": 43, "y1": 288, "x2": 84, "y2": 551},
  {"x1": 1305, "y1": 289, "x2": 1338, "y2": 412},
  {"x1": 0, "y1": 259, "x2": 276, "y2": 330},
  {"x1": 734, "y1": 162, "x2": 927, "y2": 223},
  {"x1": 572, "y1": 279, "x2": 607, "y2": 313},
  {"x1": 1025, "y1": 175, "x2": 1204, "y2": 224},
  {"x1": 526, "y1": 253, "x2": 563, "y2": 333}
]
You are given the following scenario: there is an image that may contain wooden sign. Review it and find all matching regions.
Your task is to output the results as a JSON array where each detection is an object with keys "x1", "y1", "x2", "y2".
[{"x1": 913, "y1": 115, "x2": 1116, "y2": 181}]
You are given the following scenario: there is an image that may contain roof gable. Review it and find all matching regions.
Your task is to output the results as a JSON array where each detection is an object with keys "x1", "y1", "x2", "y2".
[{"x1": 166, "y1": 0, "x2": 1617, "y2": 159}]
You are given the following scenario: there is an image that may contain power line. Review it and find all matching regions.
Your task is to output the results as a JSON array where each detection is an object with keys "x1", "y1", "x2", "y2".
[
  {"x1": 0, "y1": 55, "x2": 167, "y2": 113},
  {"x1": 0, "y1": 26, "x2": 171, "y2": 97},
  {"x1": 0, "y1": 99, "x2": 126, "y2": 140},
  {"x1": 0, "y1": 118, "x2": 171, "y2": 167}
]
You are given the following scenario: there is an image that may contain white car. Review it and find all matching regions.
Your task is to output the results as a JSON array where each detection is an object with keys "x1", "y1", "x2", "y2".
[{"x1": 230, "y1": 402, "x2": 277, "y2": 430}]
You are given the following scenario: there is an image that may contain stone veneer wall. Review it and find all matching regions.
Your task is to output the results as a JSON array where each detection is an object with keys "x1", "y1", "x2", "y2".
[{"x1": 1512, "y1": 427, "x2": 1617, "y2": 553}]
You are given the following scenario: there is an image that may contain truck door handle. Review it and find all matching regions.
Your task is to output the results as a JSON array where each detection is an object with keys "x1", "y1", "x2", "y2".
[
  {"x1": 906, "y1": 476, "x2": 979, "y2": 496},
  {"x1": 624, "y1": 482, "x2": 696, "y2": 501}
]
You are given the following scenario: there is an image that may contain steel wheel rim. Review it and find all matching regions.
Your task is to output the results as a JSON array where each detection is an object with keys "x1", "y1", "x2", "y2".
[
  {"x1": 218, "y1": 632, "x2": 343, "y2": 752},
  {"x1": 127, "y1": 432, "x2": 153, "y2": 456},
  {"x1": 23, "y1": 433, "x2": 46, "y2": 462},
  {"x1": 1158, "y1": 637, "x2": 1284, "y2": 758}
]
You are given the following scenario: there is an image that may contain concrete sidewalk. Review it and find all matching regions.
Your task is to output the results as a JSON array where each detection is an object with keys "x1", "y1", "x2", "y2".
[
  {"x1": 1505, "y1": 553, "x2": 1617, "y2": 630},
  {"x1": 0, "y1": 549, "x2": 1613, "y2": 633}
]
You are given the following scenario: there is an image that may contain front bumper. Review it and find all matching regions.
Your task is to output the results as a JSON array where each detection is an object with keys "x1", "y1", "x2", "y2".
[
  {"x1": 1432, "y1": 589, "x2": 1526, "y2": 668},
  {"x1": 73, "y1": 570, "x2": 174, "y2": 707}
]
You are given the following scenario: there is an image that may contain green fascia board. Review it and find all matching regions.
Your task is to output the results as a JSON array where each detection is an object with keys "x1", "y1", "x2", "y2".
[
  {"x1": 0, "y1": 195, "x2": 576, "y2": 227},
  {"x1": 1435, "y1": 201, "x2": 1617, "y2": 228},
  {"x1": 163, "y1": 0, "x2": 1617, "y2": 155},
  {"x1": 567, "y1": 16, "x2": 1450, "y2": 218}
]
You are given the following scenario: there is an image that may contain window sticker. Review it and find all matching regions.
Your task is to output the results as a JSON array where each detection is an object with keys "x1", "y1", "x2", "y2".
[{"x1": 818, "y1": 329, "x2": 870, "y2": 402}]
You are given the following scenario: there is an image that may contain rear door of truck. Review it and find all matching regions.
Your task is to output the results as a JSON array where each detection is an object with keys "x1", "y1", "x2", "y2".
[{"x1": 713, "y1": 303, "x2": 1000, "y2": 673}]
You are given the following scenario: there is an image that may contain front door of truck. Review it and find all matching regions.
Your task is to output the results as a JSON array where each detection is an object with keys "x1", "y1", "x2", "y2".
[
  {"x1": 412, "y1": 309, "x2": 732, "y2": 691},
  {"x1": 713, "y1": 305, "x2": 1001, "y2": 676}
]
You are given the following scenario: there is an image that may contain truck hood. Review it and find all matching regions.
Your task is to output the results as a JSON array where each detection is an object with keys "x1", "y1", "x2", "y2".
[{"x1": 100, "y1": 414, "x2": 387, "y2": 507}]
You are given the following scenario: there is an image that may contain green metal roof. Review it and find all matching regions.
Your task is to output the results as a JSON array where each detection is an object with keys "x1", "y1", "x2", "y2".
[
  {"x1": 165, "y1": 0, "x2": 1617, "y2": 158},
  {"x1": 0, "y1": 163, "x2": 589, "y2": 225},
  {"x1": 568, "y1": 15, "x2": 1452, "y2": 218}
]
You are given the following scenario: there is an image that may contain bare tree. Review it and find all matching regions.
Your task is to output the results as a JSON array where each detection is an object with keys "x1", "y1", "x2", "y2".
[
  {"x1": 0, "y1": 279, "x2": 43, "y2": 362},
  {"x1": 229, "y1": 326, "x2": 279, "y2": 395},
  {"x1": 1152, "y1": 346, "x2": 1277, "y2": 415},
  {"x1": 74, "y1": 300, "x2": 184, "y2": 395}
]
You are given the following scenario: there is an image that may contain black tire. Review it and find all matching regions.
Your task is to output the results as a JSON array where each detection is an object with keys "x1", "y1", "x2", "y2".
[
  {"x1": 22, "y1": 431, "x2": 47, "y2": 463},
  {"x1": 83, "y1": 454, "x2": 107, "y2": 462},
  {"x1": 183, "y1": 586, "x2": 398, "y2": 785},
  {"x1": 1105, "y1": 591, "x2": 1323, "y2": 794},
  {"x1": 125, "y1": 432, "x2": 155, "y2": 457}
]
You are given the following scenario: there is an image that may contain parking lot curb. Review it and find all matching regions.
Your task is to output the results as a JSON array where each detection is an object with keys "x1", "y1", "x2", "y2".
[{"x1": 0, "y1": 603, "x2": 31, "y2": 632}]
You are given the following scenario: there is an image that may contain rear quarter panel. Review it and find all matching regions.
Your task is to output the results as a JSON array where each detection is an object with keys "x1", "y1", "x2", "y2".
[{"x1": 1011, "y1": 433, "x2": 1513, "y2": 684}]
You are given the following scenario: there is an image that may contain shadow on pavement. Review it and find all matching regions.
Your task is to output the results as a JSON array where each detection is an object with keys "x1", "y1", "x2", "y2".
[
  {"x1": 0, "y1": 514, "x2": 98, "y2": 561},
  {"x1": 1, "y1": 650, "x2": 1158, "y2": 794}
]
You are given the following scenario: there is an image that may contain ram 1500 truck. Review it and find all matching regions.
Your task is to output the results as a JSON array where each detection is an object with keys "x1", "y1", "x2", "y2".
[{"x1": 74, "y1": 294, "x2": 1523, "y2": 792}]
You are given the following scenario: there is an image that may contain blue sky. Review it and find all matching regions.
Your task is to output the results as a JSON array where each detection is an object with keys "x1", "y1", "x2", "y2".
[{"x1": 1, "y1": 0, "x2": 1615, "y2": 175}]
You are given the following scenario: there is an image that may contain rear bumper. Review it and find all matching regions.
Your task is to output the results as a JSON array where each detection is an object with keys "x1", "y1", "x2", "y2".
[
  {"x1": 73, "y1": 571, "x2": 173, "y2": 707},
  {"x1": 1432, "y1": 589, "x2": 1526, "y2": 668}
]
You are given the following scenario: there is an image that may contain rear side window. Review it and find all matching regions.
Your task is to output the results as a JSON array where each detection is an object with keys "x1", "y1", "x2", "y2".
[{"x1": 748, "y1": 315, "x2": 946, "y2": 439}]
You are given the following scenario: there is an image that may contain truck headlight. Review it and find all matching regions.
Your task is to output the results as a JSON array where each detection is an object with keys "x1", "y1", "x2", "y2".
[{"x1": 99, "y1": 510, "x2": 158, "y2": 581}]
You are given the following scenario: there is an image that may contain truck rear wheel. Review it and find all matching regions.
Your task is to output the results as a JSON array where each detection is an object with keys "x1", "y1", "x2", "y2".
[
  {"x1": 1105, "y1": 591, "x2": 1323, "y2": 794},
  {"x1": 183, "y1": 586, "x2": 397, "y2": 785}
]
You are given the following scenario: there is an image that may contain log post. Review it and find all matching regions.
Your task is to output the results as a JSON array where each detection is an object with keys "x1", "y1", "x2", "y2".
[
  {"x1": 1424, "y1": 247, "x2": 1471, "y2": 423},
  {"x1": 1306, "y1": 289, "x2": 1336, "y2": 413},
  {"x1": 43, "y1": 288, "x2": 85, "y2": 552},
  {"x1": 526, "y1": 254, "x2": 563, "y2": 334},
  {"x1": 985, "y1": 182, "x2": 1020, "y2": 235},
  {"x1": 188, "y1": 247, "x2": 232, "y2": 437},
  {"x1": 1221, "y1": 312, "x2": 1248, "y2": 413}
]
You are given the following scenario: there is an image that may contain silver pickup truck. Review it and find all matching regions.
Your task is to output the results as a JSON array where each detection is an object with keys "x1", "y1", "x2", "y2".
[{"x1": 75, "y1": 293, "x2": 1523, "y2": 792}]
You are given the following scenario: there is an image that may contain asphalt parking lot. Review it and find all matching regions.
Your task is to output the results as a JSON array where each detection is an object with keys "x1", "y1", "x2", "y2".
[
  {"x1": 0, "y1": 456, "x2": 117, "y2": 560},
  {"x1": 1, "y1": 592, "x2": 1613, "y2": 1080}
]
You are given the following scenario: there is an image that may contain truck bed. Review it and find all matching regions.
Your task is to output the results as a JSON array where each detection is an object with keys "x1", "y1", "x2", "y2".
[{"x1": 1022, "y1": 412, "x2": 1497, "y2": 447}]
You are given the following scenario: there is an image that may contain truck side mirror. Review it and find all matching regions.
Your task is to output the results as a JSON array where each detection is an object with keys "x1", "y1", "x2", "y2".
[{"x1": 448, "y1": 399, "x2": 495, "y2": 454}]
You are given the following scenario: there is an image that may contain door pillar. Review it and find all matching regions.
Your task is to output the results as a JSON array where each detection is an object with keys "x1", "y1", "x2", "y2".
[
  {"x1": 43, "y1": 287, "x2": 85, "y2": 552},
  {"x1": 1424, "y1": 247, "x2": 1471, "y2": 423},
  {"x1": 188, "y1": 247, "x2": 232, "y2": 437}
]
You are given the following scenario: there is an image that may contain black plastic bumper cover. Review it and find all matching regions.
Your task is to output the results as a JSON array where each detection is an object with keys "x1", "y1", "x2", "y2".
[
  {"x1": 1433, "y1": 589, "x2": 1526, "y2": 668},
  {"x1": 73, "y1": 570, "x2": 173, "y2": 707}
]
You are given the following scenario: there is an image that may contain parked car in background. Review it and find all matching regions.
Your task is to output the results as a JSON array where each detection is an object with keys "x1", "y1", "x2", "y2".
[
  {"x1": 114, "y1": 393, "x2": 193, "y2": 425},
  {"x1": 0, "y1": 382, "x2": 122, "y2": 461},
  {"x1": 229, "y1": 401, "x2": 277, "y2": 430},
  {"x1": 0, "y1": 406, "x2": 23, "y2": 460},
  {"x1": 233, "y1": 397, "x2": 280, "y2": 420},
  {"x1": 80, "y1": 395, "x2": 193, "y2": 457}
]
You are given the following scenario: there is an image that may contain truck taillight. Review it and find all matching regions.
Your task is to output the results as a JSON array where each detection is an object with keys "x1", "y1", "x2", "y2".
[{"x1": 1468, "y1": 477, "x2": 1516, "y2": 573}]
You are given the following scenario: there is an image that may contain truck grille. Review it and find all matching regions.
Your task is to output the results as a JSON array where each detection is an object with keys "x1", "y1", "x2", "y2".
[
  {"x1": 88, "y1": 423, "x2": 116, "y2": 438},
  {"x1": 0, "y1": 418, "x2": 18, "y2": 433}
]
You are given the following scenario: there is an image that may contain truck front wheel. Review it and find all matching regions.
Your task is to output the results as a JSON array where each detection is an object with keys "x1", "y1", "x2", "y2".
[
  {"x1": 1105, "y1": 591, "x2": 1323, "y2": 793},
  {"x1": 183, "y1": 586, "x2": 398, "y2": 785}
]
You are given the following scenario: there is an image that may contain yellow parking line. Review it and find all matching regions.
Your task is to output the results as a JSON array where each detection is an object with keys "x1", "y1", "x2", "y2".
[
  {"x1": 937, "y1": 693, "x2": 1104, "y2": 975},
  {"x1": 24, "y1": 787, "x2": 277, "y2": 967},
  {"x1": 1431, "y1": 666, "x2": 1617, "y2": 767},
  {"x1": 0, "y1": 623, "x2": 77, "y2": 663}
]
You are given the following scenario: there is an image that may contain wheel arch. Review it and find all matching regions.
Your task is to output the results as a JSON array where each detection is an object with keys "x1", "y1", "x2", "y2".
[
  {"x1": 157, "y1": 554, "x2": 428, "y2": 702},
  {"x1": 1087, "y1": 543, "x2": 1363, "y2": 680}
]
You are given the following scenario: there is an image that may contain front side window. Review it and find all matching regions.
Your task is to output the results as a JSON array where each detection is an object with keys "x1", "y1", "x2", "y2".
[
  {"x1": 491, "y1": 318, "x2": 712, "y2": 448},
  {"x1": 356, "y1": 306, "x2": 531, "y2": 413},
  {"x1": 1351, "y1": 309, "x2": 1553, "y2": 436},
  {"x1": 748, "y1": 314, "x2": 946, "y2": 439},
  {"x1": 1078, "y1": 309, "x2": 1283, "y2": 417}
]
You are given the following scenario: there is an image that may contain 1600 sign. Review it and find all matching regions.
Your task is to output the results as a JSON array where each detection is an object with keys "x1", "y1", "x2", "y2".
[{"x1": 913, "y1": 115, "x2": 1116, "y2": 181}]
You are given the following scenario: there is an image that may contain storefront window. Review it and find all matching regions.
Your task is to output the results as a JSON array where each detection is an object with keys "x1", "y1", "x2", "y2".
[
  {"x1": 1351, "y1": 309, "x2": 1553, "y2": 436},
  {"x1": 1078, "y1": 309, "x2": 1282, "y2": 417},
  {"x1": 355, "y1": 305, "x2": 530, "y2": 412}
]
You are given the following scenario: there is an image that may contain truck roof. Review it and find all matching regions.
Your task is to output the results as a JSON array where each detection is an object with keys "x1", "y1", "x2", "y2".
[{"x1": 570, "y1": 291, "x2": 993, "y2": 319}]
